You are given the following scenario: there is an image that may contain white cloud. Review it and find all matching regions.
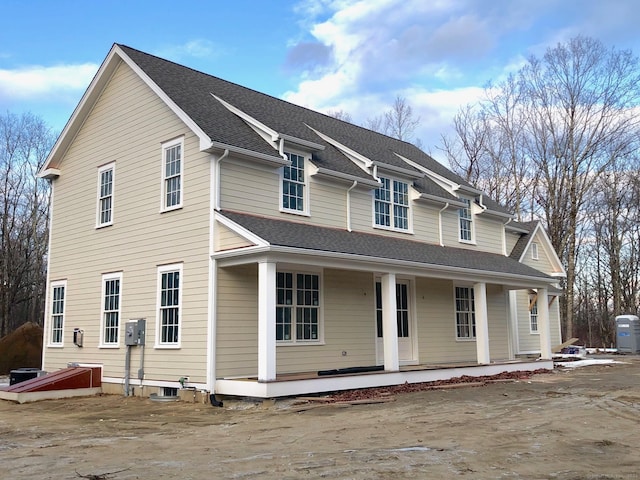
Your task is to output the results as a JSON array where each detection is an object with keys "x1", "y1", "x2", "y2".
[
  {"x1": 155, "y1": 39, "x2": 223, "y2": 61},
  {"x1": 0, "y1": 63, "x2": 98, "y2": 100}
]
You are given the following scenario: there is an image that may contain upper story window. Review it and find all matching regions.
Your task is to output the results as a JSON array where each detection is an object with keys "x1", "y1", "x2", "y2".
[
  {"x1": 97, "y1": 163, "x2": 115, "y2": 227},
  {"x1": 49, "y1": 281, "x2": 66, "y2": 345},
  {"x1": 459, "y1": 197, "x2": 474, "y2": 242},
  {"x1": 282, "y1": 152, "x2": 307, "y2": 213},
  {"x1": 101, "y1": 273, "x2": 122, "y2": 346},
  {"x1": 455, "y1": 286, "x2": 476, "y2": 339},
  {"x1": 531, "y1": 242, "x2": 539, "y2": 260},
  {"x1": 374, "y1": 177, "x2": 409, "y2": 231},
  {"x1": 157, "y1": 264, "x2": 182, "y2": 347},
  {"x1": 276, "y1": 271, "x2": 321, "y2": 343},
  {"x1": 162, "y1": 138, "x2": 183, "y2": 211}
]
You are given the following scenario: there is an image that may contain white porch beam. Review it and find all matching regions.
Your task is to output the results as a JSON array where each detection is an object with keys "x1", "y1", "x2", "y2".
[
  {"x1": 258, "y1": 262, "x2": 277, "y2": 381},
  {"x1": 474, "y1": 282, "x2": 491, "y2": 364},
  {"x1": 381, "y1": 273, "x2": 400, "y2": 371},
  {"x1": 537, "y1": 287, "x2": 552, "y2": 359}
]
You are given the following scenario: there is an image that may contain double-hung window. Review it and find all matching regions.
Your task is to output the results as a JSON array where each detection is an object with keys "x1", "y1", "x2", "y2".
[
  {"x1": 455, "y1": 286, "x2": 476, "y2": 339},
  {"x1": 529, "y1": 295, "x2": 539, "y2": 333},
  {"x1": 97, "y1": 163, "x2": 115, "y2": 227},
  {"x1": 157, "y1": 264, "x2": 182, "y2": 346},
  {"x1": 374, "y1": 177, "x2": 409, "y2": 230},
  {"x1": 459, "y1": 197, "x2": 473, "y2": 242},
  {"x1": 282, "y1": 152, "x2": 306, "y2": 213},
  {"x1": 162, "y1": 138, "x2": 183, "y2": 211},
  {"x1": 101, "y1": 273, "x2": 122, "y2": 346},
  {"x1": 276, "y1": 272, "x2": 321, "y2": 342},
  {"x1": 50, "y1": 281, "x2": 66, "y2": 345}
]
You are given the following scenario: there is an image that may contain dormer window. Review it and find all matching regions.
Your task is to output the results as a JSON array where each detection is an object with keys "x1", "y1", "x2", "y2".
[
  {"x1": 374, "y1": 177, "x2": 409, "y2": 231},
  {"x1": 459, "y1": 197, "x2": 474, "y2": 242},
  {"x1": 282, "y1": 152, "x2": 307, "y2": 214}
]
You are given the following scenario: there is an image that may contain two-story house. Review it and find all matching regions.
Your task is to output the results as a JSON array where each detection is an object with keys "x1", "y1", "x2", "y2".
[{"x1": 38, "y1": 44, "x2": 565, "y2": 400}]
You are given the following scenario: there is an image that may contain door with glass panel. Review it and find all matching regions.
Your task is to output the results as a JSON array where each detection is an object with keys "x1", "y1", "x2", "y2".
[{"x1": 375, "y1": 280, "x2": 415, "y2": 364}]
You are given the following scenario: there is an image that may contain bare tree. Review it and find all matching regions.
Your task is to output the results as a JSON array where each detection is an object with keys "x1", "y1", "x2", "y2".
[
  {"x1": 326, "y1": 109, "x2": 353, "y2": 123},
  {"x1": 440, "y1": 36, "x2": 640, "y2": 342},
  {"x1": 384, "y1": 95, "x2": 420, "y2": 142},
  {"x1": 0, "y1": 112, "x2": 55, "y2": 338},
  {"x1": 363, "y1": 114, "x2": 385, "y2": 134}
]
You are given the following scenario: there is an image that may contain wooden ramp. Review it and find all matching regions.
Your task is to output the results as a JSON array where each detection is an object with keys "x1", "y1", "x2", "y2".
[{"x1": 0, "y1": 366, "x2": 102, "y2": 403}]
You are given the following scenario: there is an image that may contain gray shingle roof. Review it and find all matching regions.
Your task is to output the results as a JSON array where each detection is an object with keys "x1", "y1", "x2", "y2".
[
  {"x1": 220, "y1": 211, "x2": 552, "y2": 282},
  {"x1": 509, "y1": 221, "x2": 539, "y2": 260},
  {"x1": 118, "y1": 44, "x2": 512, "y2": 211}
]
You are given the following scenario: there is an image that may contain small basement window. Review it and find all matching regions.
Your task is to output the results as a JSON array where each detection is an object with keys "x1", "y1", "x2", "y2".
[{"x1": 162, "y1": 387, "x2": 178, "y2": 397}]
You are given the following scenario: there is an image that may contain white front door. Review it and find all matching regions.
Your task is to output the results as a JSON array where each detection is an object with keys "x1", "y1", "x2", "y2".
[{"x1": 375, "y1": 280, "x2": 415, "y2": 364}]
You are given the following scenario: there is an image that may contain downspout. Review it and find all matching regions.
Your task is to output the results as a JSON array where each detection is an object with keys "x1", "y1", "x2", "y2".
[
  {"x1": 214, "y1": 149, "x2": 229, "y2": 211},
  {"x1": 502, "y1": 217, "x2": 512, "y2": 256},
  {"x1": 438, "y1": 203, "x2": 450, "y2": 246},
  {"x1": 346, "y1": 181, "x2": 358, "y2": 232}
]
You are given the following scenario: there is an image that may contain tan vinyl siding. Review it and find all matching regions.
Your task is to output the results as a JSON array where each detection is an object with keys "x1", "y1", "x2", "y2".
[
  {"x1": 307, "y1": 179, "x2": 348, "y2": 228},
  {"x1": 516, "y1": 290, "x2": 562, "y2": 353},
  {"x1": 486, "y1": 284, "x2": 510, "y2": 360},
  {"x1": 220, "y1": 160, "x2": 280, "y2": 216},
  {"x1": 215, "y1": 223, "x2": 254, "y2": 251},
  {"x1": 215, "y1": 267, "x2": 377, "y2": 378},
  {"x1": 415, "y1": 278, "x2": 476, "y2": 364},
  {"x1": 506, "y1": 231, "x2": 520, "y2": 256},
  {"x1": 521, "y1": 232, "x2": 555, "y2": 273},
  {"x1": 215, "y1": 265, "x2": 259, "y2": 378},
  {"x1": 411, "y1": 202, "x2": 440, "y2": 244},
  {"x1": 276, "y1": 269, "x2": 376, "y2": 374},
  {"x1": 474, "y1": 216, "x2": 506, "y2": 254},
  {"x1": 44, "y1": 60, "x2": 211, "y2": 384}
]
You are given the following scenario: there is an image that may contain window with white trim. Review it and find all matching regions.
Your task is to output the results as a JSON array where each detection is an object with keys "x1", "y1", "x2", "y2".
[
  {"x1": 162, "y1": 138, "x2": 183, "y2": 211},
  {"x1": 282, "y1": 152, "x2": 306, "y2": 213},
  {"x1": 529, "y1": 295, "x2": 539, "y2": 333},
  {"x1": 157, "y1": 264, "x2": 182, "y2": 346},
  {"x1": 101, "y1": 273, "x2": 122, "y2": 345},
  {"x1": 531, "y1": 242, "x2": 539, "y2": 260},
  {"x1": 455, "y1": 286, "x2": 476, "y2": 339},
  {"x1": 276, "y1": 271, "x2": 321, "y2": 342},
  {"x1": 50, "y1": 281, "x2": 66, "y2": 345},
  {"x1": 374, "y1": 177, "x2": 409, "y2": 230},
  {"x1": 459, "y1": 197, "x2": 473, "y2": 242},
  {"x1": 97, "y1": 163, "x2": 114, "y2": 227}
]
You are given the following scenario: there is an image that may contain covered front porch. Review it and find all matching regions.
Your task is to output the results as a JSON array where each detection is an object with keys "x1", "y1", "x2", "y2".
[{"x1": 215, "y1": 358, "x2": 553, "y2": 398}]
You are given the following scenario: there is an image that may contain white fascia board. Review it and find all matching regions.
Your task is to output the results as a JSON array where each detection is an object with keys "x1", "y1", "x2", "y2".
[
  {"x1": 372, "y1": 161, "x2": 423, "y2": 179},
  {"x1": 214, "y1": 243, "x2": 555, "y2": 288},
  {"x1": 314, "y1": 168, "x2": 380, "y2": 188},
  {"x1": 207, "y1": 141, "x2": 287, "y2": 166},
  {"x1": 40, "y1": 45, "x2": 122, "y2": 173},
  {"x1": 279, "y1": 133, "x2": 325, "y2": 152},
  {"x1": 416, "y1": 193, "x2": 465, "y2": 207},
  {"x1": 117, "y1": 46, "x2": 213, "y2": 151},
  {"x1": 518, "y1": 223, "x2": 566, "y2": 276},
  {"x1": 214, "y1": 211, "x2": 270, "y2": 247},
  {"x1": 37, "y1": 168, "x2": 61, "y2": 180},
  {"x1": 397, "y1": 154, "x2": 459, "y2": 194},
  {"x1": 211, "y1": 93, "x2": 279, "y2": 143},
  {"x1": 304, "y1": 124, "x2": 374, "y2": 176}
]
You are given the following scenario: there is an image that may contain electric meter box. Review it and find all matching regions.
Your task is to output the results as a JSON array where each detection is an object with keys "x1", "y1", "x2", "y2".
[
  {"x1": 615, "y1": 315, "x2": 640, "y2": 354},
  {"x1": 125, "y1": 318, "x2": 146, "y2": 346}
]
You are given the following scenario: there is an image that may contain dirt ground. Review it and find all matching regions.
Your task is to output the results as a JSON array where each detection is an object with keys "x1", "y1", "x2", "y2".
[{"x1": 1, "y1": 358, "x2": 639, "y2": 480}]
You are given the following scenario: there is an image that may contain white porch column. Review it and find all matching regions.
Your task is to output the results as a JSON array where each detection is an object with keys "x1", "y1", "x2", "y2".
[
  {"x1": 258, "y1": 261, "x2": 276, "y2": 382},
  {"x1": 537, "y1": 287, "x2": 552, "y2": 359},
  {"x1": 381, "y1": 273, "x2": 400, "y2": 371},
  {"x1": 474, "y1": 282, "x2": 491, "y2": 364}
]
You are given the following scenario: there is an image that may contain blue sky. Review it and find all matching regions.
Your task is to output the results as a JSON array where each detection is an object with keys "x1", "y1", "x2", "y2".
[{"x1": 1, "y1": 0, "x2": 639, "y2": 161}]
